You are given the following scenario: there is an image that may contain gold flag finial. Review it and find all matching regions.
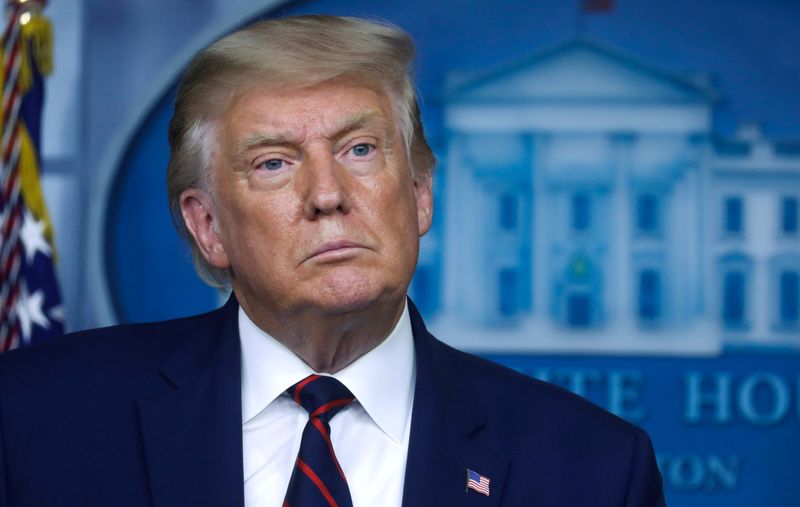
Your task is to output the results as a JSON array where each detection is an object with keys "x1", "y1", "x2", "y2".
[{"x1": 5, "y1": 0, "x2": 52, "y2": 92}]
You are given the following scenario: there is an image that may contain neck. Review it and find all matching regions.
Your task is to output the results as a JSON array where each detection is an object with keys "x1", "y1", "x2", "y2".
[{"x1": 237, "y1": 294, "x2": 406, "y2": 373}]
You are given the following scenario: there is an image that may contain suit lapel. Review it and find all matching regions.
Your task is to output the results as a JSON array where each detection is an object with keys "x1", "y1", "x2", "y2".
[
  {"x1": 402, "y1": 301, "x2": 509, "y2": 506},
  {"x1": 134, "y1": 297, "x2": 508, "y2": 506},
  {"x1": 137, "y1": 298, "x2": 244, "y2": 507}
]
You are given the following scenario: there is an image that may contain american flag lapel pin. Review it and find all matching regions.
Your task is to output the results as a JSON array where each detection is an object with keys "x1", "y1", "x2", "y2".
[{"x1": 466, "y1": 468, "x2": 491, "y2": 496}]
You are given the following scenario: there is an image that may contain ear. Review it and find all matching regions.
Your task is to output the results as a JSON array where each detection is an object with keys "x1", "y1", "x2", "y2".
[
  {"x1": 180, "y1": 188, "x2": 231, "y2": 269},
  {"x1": 413, "y1": 172, "x2": 434, "y2": 237}
]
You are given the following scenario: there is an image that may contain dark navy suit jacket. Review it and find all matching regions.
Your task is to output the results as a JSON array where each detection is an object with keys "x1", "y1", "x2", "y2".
[{"x1": 0, "y1": 298, "x2": 665, "y2": 506}]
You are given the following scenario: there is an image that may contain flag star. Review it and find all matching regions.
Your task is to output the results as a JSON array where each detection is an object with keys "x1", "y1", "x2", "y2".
[
  {"x1": 16, "y1": 282, "x2": 50, "y2": 344},
  {"x1": 49, "y1": 304, "x2": 66, "y2": 324},
  {"x1": 20, "y1": 209, "x2": 52, "y2": 263}
]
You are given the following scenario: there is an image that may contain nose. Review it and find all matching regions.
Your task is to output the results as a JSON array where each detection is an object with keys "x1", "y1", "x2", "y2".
[{"x1": 300, "y1": 152, "x2": 353, "y2": 219}]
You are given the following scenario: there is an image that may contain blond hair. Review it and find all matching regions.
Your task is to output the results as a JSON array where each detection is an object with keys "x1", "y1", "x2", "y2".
[{"x1": 167, "y1": 15, "x2": 436, "y2": 288}]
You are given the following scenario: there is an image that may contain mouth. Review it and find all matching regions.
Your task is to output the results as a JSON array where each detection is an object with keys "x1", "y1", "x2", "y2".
[{"x1": 305, "y1": 239, "x2": 369, "y2": 263}]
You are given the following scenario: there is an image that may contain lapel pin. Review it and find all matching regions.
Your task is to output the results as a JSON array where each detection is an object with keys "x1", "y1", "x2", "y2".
[{"x1": 466, "y1": 468, "x2": 491, "y2": 496}]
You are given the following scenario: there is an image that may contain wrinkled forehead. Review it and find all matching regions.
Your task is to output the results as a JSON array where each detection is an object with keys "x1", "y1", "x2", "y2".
[
  {"x1": 218, "y1": 78, "x2": 401, "y2": 146},
  {"x1": 215, "y1": 67, "x2": 398, "y2": 115}
]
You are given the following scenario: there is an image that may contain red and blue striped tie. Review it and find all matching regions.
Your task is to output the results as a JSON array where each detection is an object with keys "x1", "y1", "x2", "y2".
[{"x1": 283, "y1": 375, "x2": 355, "y2": 507}]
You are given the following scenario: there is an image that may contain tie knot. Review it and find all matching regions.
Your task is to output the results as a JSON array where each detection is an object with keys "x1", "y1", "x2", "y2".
[{"x1": 287, "y1": 375, "x2": 355, "y2": 421}]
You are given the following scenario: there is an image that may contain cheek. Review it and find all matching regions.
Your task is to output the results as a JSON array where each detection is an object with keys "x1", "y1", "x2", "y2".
[
  {"x1": 366, "y1": 181, "x2": 409, "y2": 223},
  {"x1": 219, "y1": 198, "x2": 290, "y2": 255},
  {"x1": 375, "y1": 188, "x2": 420, "y2": 247}
]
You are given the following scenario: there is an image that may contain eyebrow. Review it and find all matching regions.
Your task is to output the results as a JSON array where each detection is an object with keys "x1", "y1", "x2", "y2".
[
  {"x1": 332, "y1": 110, "x2": 390, "y2": 142},
  {"x1": 233, "y1": 132, "x2": 298, "y2": 161},
  {"x1": 232, "y1": 109, "x2": 392, "y2": 160}
]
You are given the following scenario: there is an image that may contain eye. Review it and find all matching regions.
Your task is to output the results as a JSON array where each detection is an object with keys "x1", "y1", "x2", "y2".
[
  {"x1": 259, "y1": 159, "x2": 284, "y2": 171},
  {"x1": 350, "y1": 143, "x2": 374, "y2": 157}
]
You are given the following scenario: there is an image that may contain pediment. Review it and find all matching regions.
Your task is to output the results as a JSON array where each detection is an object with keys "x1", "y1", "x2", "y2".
[{"x1": 446, "y1": 39, "x2": 714, "y2": 103}]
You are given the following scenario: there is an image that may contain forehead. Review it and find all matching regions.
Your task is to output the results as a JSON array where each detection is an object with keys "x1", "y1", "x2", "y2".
[{"x1": 221, "y1": 81, "x2": 397, "y2": 145}]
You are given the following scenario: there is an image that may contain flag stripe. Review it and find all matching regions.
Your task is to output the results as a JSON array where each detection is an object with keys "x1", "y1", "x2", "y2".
[{"x1": 1, "y1": 4, "x2": 64, "y2": 352}]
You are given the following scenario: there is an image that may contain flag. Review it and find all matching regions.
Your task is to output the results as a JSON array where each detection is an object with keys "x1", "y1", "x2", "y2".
[
  {"x1": 0, "y1": 0, "x2": 63, "y2": 352},
  {"x1": 466, "y1": 469, "x2": 491, "y2": 496},
  {"x1": 582, "y1": 0, "x2": 614, "y2": 12}
]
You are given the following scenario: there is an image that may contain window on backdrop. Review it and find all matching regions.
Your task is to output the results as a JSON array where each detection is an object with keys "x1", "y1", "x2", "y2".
[
  {"x1": 638, "y1": 269, "x2": 661, "y2": 321},
  {"x1": 779, "y1": 271, "x2": 799, "y2": 325},
  {"x1": 781, "y1": 197, "x2": 798, "y2": 236},
  {"x1": 571, "y1": 193, "x2": 591, "y2": 232},
  {"x1": 635, "y1": 194, "x2": 660, "y2": 236},
  {"x1": 723, "y1": 196, "x2": 744, "y2": 236}
]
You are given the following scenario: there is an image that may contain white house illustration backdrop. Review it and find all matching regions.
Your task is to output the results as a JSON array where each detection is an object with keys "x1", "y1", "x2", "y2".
[{"x1": 408, "y1": 39, "x2": 800, "y2": 355}]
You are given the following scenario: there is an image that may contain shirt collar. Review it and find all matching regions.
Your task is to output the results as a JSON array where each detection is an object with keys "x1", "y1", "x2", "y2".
[{"x1": 239, "y1": 300, "x2": 415, "y2": 444}]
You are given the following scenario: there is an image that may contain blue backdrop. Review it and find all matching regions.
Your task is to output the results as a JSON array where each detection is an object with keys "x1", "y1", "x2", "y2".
[{"x1": 103, "y1": 1, "x2": 800, "y2": 505}]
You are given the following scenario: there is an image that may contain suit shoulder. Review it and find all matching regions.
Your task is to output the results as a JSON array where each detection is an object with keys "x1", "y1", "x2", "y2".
[
  {"x1": 0, "y1": 306, "x2": 227, "y2": 391},
  {"x1": 431, "y1": 337, "x2": 642, "y2": 437},
  {"x1": 425, "y1": 336, "x2": 664, "y2": 504}
]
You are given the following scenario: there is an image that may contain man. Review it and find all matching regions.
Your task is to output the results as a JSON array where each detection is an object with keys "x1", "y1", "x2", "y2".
[{"x1": 0, "y1": 15, "x2": 665, "y2": 507}]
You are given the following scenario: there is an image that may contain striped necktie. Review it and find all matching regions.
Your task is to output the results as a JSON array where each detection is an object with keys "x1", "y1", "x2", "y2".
[{"x1": 283, "y1": 374, "x2": 355, "y2": 507}]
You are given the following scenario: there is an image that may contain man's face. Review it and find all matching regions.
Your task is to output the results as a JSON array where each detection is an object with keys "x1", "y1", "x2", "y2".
[{"x1": 181, "y1": 80, "x2": 433, "y2": 321}]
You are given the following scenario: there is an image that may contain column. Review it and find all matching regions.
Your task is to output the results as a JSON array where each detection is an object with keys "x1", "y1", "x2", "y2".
[
  {"x1": 442, "y1": 134, "x2": 465, "y2": 317},
  {"x1": 671, "y1": 172, "x2": 690, "y2": 322},
  {"x1": 685, "y1": 154, "x2": 702, "y2": 319},
  {"x1": 612, "y1": 134, "x2": 634, "y2": 324},
  {"x1": 531, "y1": 133, "x2": 550, "y2": 323}
]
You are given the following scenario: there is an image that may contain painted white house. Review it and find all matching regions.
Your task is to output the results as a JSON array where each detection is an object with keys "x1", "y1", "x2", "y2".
[
  {"x1": 711, "y1": 124, "x2": 800, "y2": 348},
  {"x1": 409, "y1": 39, "x2": 800, "y2": 355}
]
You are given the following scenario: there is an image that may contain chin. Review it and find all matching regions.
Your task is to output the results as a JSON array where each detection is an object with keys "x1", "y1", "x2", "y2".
[
  {"x1": 313, "y1": 295, "x2": 375, "y2": 316},
  {"x1": 308, "y1": 270, "x2": 403, "y2": 316}
]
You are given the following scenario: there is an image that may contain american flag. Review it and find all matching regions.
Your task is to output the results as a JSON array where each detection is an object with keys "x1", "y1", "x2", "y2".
[
  {"x1": 466, "y1": 469, "x2": 491, "y2": 496},
  {"x1": 0, "y1": 0, "x2": 63, "y2": 352}
]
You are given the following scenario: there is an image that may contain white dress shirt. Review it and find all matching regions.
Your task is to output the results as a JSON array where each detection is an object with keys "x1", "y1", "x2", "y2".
[{"x1": 240, "y1": 302, "x2": 416, "y2": 507}]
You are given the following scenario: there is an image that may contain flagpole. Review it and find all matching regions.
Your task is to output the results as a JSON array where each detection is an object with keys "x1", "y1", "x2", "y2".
[
  {"x1": 0, "y1": 0, "x2": 62, "y2": 352},
  {"x1": 0, "y1": 1, "x2": 26, "y2": 351}
]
